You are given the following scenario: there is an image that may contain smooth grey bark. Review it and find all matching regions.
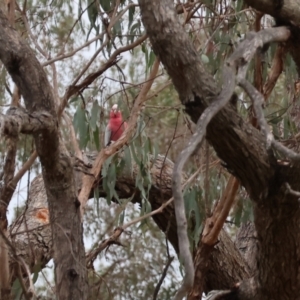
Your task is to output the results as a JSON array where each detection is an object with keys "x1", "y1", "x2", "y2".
[
  {"x1": 0, "y1": 9, "x2": 87, "y2": 300},
  {"x1": 139, "y1": 0, "x2": 300, "y2": 299}
]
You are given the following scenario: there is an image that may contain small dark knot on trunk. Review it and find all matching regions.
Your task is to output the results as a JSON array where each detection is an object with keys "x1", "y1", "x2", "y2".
[{"x1": 68, "y1": 269, "x2": 78, "y2": 280}]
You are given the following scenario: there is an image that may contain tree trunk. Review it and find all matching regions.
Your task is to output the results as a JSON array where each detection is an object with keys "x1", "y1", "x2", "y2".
[{"x1": 0, "y1": 10, "x2": 87, "y2": 299}]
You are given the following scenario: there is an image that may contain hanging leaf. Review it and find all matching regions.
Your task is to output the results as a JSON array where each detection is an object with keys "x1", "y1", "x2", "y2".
[
  {"x1": 102, "y1": 155, "x2": 114, "y2": 177},
  {"x1": 102, "y1": 176, "x2": 111, "y2": 205},
  {"x1": 32, "y1": 262, "x2": 42, "y2": 283},
  {"x1": 90, "y1": 100, "x2": 100, "y2": 131},
  {"x1": 201, "y1": 54, "x2": 210, "y2": 64},
  {"x1": 106, "y1": 160, "x2": 118, "y2": 202},
  {"x1": 148, "y1": 50, "x2": 156, "y2": 70},
  {"x1": 123, "y1": 146, "x2": 132, "y2": 175},
  {"x1": 87, "y1": 0, "x2": 98, "y2": 29},
  {"x1": 11, "y1": 278, "x2": 23, "y2": 300},
  {"x1": 100, "y1": 0, "x2": 111, "y2": 12},
  {"x1": 119, "y1": 209, "x2": 125, "y2": 225},
  {"x1": 73, "y1": 105, "x2": 89, "y2": 149},
  {"x1": 94, "y1": 186, "x2": 100, "y2": 202},
  {"x1": 113, "y1": 20, "x2": 122, "y2": 36},
  {"x1": 93, "y1": 125, "x2": 100, "y2": 150},
  {"x1": 128, "y1": 2, "x2": 135, "y2": 29}
]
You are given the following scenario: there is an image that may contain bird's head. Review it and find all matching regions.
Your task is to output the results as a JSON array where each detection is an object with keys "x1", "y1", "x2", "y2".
[{"x1": 110, "y1": 104, "x2": 121, "y2": 118}]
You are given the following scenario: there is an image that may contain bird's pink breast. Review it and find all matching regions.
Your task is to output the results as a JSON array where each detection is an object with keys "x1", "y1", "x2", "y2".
[{"x1": 109, "y1": 117, "x2": 124, "y2": 141}]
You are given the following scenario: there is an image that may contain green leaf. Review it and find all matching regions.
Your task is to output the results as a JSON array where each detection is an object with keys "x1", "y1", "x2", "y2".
[
  {"x1": 123, "y1": 146, "x2": 132, "y2": 175},
  {"x1": 148, "y1": 50, "x2": 156, "y2": 70},
  {"x1": 184, "y1": 188, "x2": 197, "y2": 218},
  {"x1": 128, "y1": 2, "x2": 135, "y2": 29},
  {"x1": 144, "y1": 137, "x2": 151, "y2": 158},
  {"x1": 201, "y1": 54, "x2": 209, "y2": 64},
  {"x1": 129, "y1": 22, "x2": 140, "y2": 34},
  {"x1": 100, "y1": 0, "x2": 111, "y2": 12},
  {"x1": 141, "y1": 42, "x2": 147, "y2": 54},
  {"x1": 136, "y1": 175, "x2": 146, "y2": 201},
  {"x1": 102, "y1": 177, "x2": 111, "y2": 205},
  {"x1": 73, "y1": 105, "x2": 88, "y2": 149},
  {"x1": 128, "y1": 22, "x2": 140, "y2": 44},
  {"x1": 113, "y1": 20, "x2": 122, "y2": 36},
  {"x1": 94, "y1": 186, "x2": 99, "y2": 202},
  {"x1": 130, "y1": 143, "x2": 140, "y2": 165},
  {"x1": 194, "y1": 223, "x2": 203, "y2": 246},
  {"x1": 70, "y1": 96, "x2": 79, "y2": 104},
  {"x1": 107, "y1": 161, "x2": 117, "y2": 200},
  {"x1": 119, "y1": 209, "x2": 125, "y2": 225},
  {"x1": 11, "y1": 278, "x2": 23, "y2": 300},
  {"x1": 93, "y1": 126, "x2": 100, "y2": 150},
  {"x1": 190, "y1": 195, "x2": 201, "y2": 228},
  {"x1": 87, "y1": 0, "x2": 98, "y2": 28},
  {"x1": 102, "y1": 155, "x2": 113, "y2": 177},
  {"x1": 90, "y1": 100, "x2": 100, "y2": 131}
]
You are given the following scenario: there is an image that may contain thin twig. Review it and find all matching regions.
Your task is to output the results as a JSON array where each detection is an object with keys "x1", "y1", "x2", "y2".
[
  {"x1": 285, "y1": 183, "x2": 300, "y2": 198},
  {"x1": 272, "y1": 140, "x2": 300, "y2": 161},
  {"x1": 153, "y1": 256, "x2": 174, "y2": 300},
  {"x1": 72, "y1": 37, "x2": 109, "y2": 87},
  {"x1": 202, "y1": 176, "x2": 239, "y2": 245},
  {"x1": 239, "y1": 79, "x2": 273, "y2": 147},
  {"x1": 263, "y1": 45, "x2": 286, "y2": 100}
]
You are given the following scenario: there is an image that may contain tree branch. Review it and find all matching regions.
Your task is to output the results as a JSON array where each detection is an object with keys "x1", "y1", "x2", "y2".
[
  {"x1": 0, "y1": 107, "x2": 56, "y2": 136},
  {"x1": 202, "y1": 176, "x2": 239, "y2": 246}
]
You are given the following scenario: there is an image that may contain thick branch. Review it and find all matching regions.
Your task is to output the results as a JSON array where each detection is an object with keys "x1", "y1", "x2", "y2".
[{"x1": 0, "y1": 107, "x2": 56, "y2": 136}]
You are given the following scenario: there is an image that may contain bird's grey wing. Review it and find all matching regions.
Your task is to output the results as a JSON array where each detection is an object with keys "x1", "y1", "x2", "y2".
[{"x1": 104, "y1": 125, "x2": 111, "y2": 146}]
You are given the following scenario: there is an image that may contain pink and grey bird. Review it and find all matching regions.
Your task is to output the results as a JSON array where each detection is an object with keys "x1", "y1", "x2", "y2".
[{"x1": 104, "y1": 104, "x2": 127, "y2": 146}]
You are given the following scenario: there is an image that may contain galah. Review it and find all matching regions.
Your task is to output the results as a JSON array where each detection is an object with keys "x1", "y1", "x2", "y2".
[{"x1": 104, "y1": 104, "x2": 127, "y2": 146}]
